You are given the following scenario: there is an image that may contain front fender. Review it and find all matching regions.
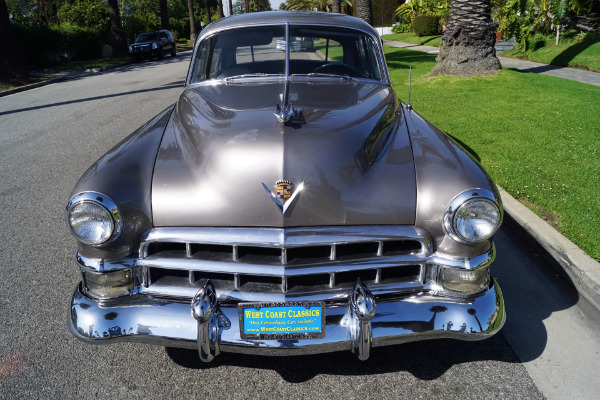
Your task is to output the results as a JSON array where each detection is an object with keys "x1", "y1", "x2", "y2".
[{"x1": 69, "y1": 105, "x2": 175, "y2": 260}]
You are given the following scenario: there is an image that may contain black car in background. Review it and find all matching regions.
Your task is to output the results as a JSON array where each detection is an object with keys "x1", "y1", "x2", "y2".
[{"x1": 129, "y1": 30, "x2": 176, "y2": 61}]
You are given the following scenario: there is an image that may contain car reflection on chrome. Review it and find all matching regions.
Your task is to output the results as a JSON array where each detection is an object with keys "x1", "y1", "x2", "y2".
[
  {"x1": 277, "y1": 36, "x2": 313, "y2": 52},
  {"x1": 66, "y1": 11, "x2": 505, "y2": 363}
]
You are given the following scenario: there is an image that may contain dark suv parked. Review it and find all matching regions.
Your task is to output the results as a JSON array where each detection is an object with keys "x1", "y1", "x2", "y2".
[{"x1": 129, "y1": 30, "x2": 176, "y2": 61}]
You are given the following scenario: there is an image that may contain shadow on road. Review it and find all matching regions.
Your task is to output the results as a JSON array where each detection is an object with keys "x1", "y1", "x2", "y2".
[
  {"x1": 165, "y1": 333, "x2": 516, "y2": 383},
  {"x1": 0, "y1": 81, "x2": 183, "y2": 116}
]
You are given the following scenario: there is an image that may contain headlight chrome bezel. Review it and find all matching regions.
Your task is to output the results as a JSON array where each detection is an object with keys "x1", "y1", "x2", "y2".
[
  {"x1": 66, "y1": 192, "x2": 123, "y2": 246},
  {"x1": 444, "y1": 189, "x2": 502, "y2": 244}
]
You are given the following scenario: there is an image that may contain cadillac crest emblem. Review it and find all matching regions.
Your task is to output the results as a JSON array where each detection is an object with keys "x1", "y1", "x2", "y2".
[
  {"x1": 262, "y1": 179, "x2": 304, "y2": 215},
  {"x1": 275, "y1": 180, "x2": 292, "y2": 200}
]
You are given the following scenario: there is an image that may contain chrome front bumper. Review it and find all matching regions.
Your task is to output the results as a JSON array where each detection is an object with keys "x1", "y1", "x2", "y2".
[{"x1": 68, "y1": 278, "x2": 505, "y2": 361}]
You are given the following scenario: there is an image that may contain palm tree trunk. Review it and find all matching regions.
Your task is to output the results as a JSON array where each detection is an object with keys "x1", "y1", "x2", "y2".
[
  {"x1": 0, "y1": 0, "x2": 27, "y2": 78},
  {"x1": 188, "y1": 0, "x2": 197, "y2": 44},
  {"x1": 331, "y1": 0, "x2": 340, "y2": 13},
  {"x1": 431, "y1": 0, "x2": 501, "y2": 76},
  {"x1": 160, "y1": 0, "x2": 171, "y2": 30},
  {"x1": 107, "y1": 0, "x2": 128, "y2": 57},
  {"x1": 206, "y1": 0, "x2": 212, "y2": 22},
  {"x1": 355, "y1": 0, "x2": 373, "y2": 25},
  {"x1": 218, "y1": 0, "x2": 225, "y2": 18}
]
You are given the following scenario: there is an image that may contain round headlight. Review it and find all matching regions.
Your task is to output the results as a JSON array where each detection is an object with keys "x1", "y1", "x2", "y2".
[
  {"x1": 66, "y1": 193, "x2": 122, "y2": 246},
  {"x1": 444, "y1": 190, "x2": 502, "y2": 244}
]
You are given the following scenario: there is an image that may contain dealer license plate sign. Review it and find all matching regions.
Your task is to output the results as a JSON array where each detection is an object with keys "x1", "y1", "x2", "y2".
[{"x1": 239, "y1": 302, "x2": 325, "y2": 340}]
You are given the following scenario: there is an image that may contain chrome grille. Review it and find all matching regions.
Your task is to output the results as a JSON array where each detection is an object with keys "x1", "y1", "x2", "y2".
[{"x1": 137, "y1": 226, "x2": 432, "y2": 299}]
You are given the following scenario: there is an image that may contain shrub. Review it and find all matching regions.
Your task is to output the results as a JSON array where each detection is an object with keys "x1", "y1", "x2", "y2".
[
  {"x1": 56, "y1": 23, "x2": 104, "y2": 61},
  {"x1": 11, "y1": 24, "x2": 61, "y2": 66},
  {"x1": 11, "y1": 23, "x2": 104, "y2": 67},
  {"x1": 392, "y1": 23, "x2": 411, "y2": 34},
  {"x1": 412, "y1": 15, "x2": 440, "y2": 37}
]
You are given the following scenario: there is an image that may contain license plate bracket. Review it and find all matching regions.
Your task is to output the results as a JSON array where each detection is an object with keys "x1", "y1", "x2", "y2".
[{"x1": 239, "y1": 301, "x2": 325, "y2": 340}]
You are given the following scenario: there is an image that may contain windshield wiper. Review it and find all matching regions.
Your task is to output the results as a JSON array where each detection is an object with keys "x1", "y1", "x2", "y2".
[
  {"x1": 224, "y1": 73, "x2": 279, "y2": 81},
  {"x1": 303, "y1": 73, "x2": 354, "y2": 80}
]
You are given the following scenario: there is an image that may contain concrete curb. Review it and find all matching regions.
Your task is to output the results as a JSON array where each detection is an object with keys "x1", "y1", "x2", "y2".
[
  {"x1": 0, "y1": 77, "x2": 65, "y2": 98},
  {"x1": 499, "y1": 187, "x2": 600, "y2": 311}
]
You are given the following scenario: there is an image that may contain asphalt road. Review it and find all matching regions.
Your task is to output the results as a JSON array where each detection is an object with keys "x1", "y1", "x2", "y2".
[{"x1": 0, "y1": 54, "x2": 597, "y2": 399}]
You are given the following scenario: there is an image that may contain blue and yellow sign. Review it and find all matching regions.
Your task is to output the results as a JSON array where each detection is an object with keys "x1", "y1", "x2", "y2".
[{"x1": 240, "y1": 302, "x2": 325, "y2": 339}]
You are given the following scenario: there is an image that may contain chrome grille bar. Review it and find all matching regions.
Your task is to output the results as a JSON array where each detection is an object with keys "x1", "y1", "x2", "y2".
[{"x1": 138, "y1": 226, "x2": 432, "y2": 296}]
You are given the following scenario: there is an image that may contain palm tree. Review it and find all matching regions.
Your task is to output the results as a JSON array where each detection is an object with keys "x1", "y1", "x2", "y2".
[
  {"x1": 206, "y1": 0, "x2": 212, "y2": 23},
  {"x1": 431, "y1": 0, "x2": 501, "y2": 76},
  {"x1": 332, "y1": 0, "x2": 340, "y2": 13},
  {"x1": 160, "y1": 0, "x2": 171, "y2": 30},
  {"x1": 0, "y1": 0, "x2": 26, "y2": 79},
  {"x1": 285, "y1": 0, "x2": 331, "y2": 11},
  {"x1": 355, "y1": 0, "x2": 373, "y2": 25},
  {"x1": 218, "y1": 0, "x2": 225, "y2": 18},
  {"x1": 468, "y1": 308, "x2": 483, "y2": 332},
  {"x1": 107, "y1": 0, "x2": 128, "y2": 56},
  {"x1": 188, "y1": 0, "x2": 197, "y2": 44}
]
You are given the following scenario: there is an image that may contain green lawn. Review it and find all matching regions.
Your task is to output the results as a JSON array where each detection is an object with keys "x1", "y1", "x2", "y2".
[
  {"x1": 384, "y1": 45, "x2": 600, "y2": 261},
  {"x1": 382, "y1": 33, "x2": 442, "y2": 48},
  {"x1": 502, "y1": 32, "x2": 600, "y2": 72}
]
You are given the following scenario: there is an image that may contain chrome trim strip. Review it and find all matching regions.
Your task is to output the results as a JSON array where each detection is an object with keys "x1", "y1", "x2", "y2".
[
  {"x1": 138, "y1": 280, "x2": 426, "y2": 302},
  {"x1": 140, "y1": 226, "x2": 432, "y2": 251},
  {"x1": 136, "y1": 255, "x2": 426, "y2": 276}
]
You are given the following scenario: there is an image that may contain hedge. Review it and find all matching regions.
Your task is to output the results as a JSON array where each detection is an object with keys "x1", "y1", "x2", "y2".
[{"x1": 413, "y1": 15, "x2": 440, "y2": 37}]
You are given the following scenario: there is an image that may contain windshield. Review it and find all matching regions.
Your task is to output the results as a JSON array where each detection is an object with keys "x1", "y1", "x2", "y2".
[
  {"x1": 192, "y1": 26, "x2": 286, "y2": 81},
  {"x1": 135, "y1": 33, "x2": 158, "y2": 43},
  {"x1": 191, "y1": 25, "x2": 384, "y2": 82}
]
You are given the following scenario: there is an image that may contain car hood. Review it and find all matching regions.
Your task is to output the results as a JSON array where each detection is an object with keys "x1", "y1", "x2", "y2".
[{"x1": 151, "y1": 79, "x2": 417, "y2": 227}]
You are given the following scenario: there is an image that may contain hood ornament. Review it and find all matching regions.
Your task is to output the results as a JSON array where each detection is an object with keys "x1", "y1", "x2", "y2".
[
  {"x1": 262, "y1": 180, "x2": 304, "y2": 215},
  {"x1": 273, "y1": 103, "x2": 296, "y2": 123}
]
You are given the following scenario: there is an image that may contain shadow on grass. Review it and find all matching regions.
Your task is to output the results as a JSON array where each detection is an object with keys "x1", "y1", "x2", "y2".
[
  {"x1": 384, "y1": 48, "x2": 437, "y2": 70},
  {"x1": 446, "y1": 132, "x2": 482, "y2": 163},
  {"x1": 419, "y1": 36, "x2": 442, "y2": 46},
  {"x1": 550, "y1": 37, "x2": 597, "y2": 68}
]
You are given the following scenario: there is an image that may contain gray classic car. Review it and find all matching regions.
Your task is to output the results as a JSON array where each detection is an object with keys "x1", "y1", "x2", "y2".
[{"x1": 67, "y1": 11, "x2": 505, "y2": 362}]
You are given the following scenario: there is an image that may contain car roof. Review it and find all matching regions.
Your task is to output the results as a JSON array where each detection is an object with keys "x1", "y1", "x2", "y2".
[{"x1": 199, "y1": 11, "x2": 379, "y2": 40}]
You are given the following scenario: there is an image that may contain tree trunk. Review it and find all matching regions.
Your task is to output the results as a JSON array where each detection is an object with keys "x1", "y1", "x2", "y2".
[
  {"x1": 160, "y1": 0, "x2": 171, "y2": 30},
  {"x1": 0, "y1": 0, "x2": 27, "y2": 79},
  {"x1": 218, "y1": 0, "x2": 225, "y2": 18},
  {"x1": 244, "y1": 0, "x2": 249, "y2": 13},
  {"x1": 355, "y1": 0, "x2": 373, "y2": 25},
  {"x1": 188, "y1": 0, "x2": 197, "y2": 44},
  {"x1": 331, "y1": 0, "x2": 340, "y2": 13},
  {"x1": 205, "y1": 0, "x2": 212, "y2": 23},
  {"x1": 107, "y1": 0, "x2": 128, "y2": 57},
  {"x1": 431, "y1": 0, "x2": 500, "y2": 76},
  {"x1": 228, "y1": 0, "x2": 233, "y2": 16}
]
